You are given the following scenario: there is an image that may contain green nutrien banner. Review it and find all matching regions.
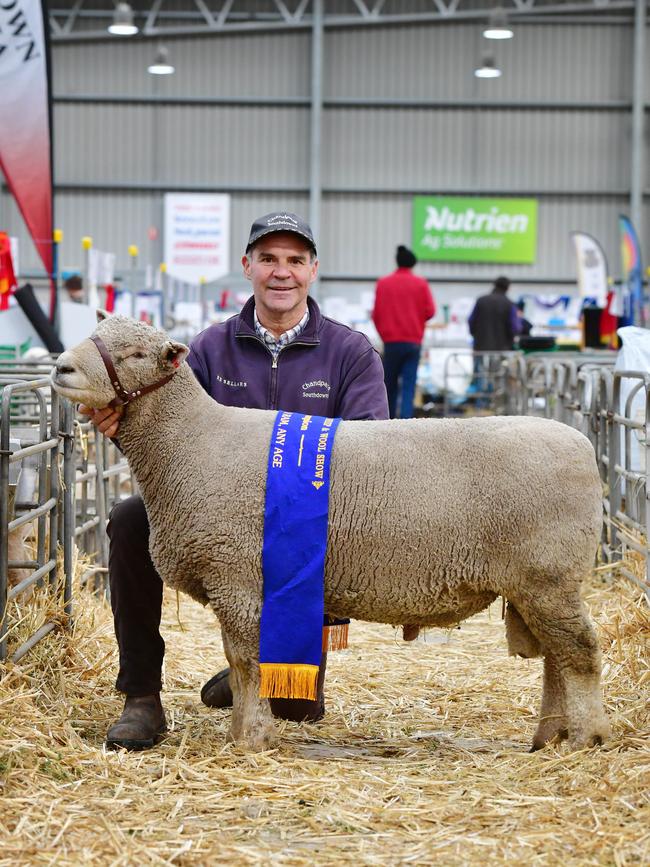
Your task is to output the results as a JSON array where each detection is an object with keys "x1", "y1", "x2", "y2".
[{"x1": 412, "y1": 196, "x2": 538, "y2": 264}]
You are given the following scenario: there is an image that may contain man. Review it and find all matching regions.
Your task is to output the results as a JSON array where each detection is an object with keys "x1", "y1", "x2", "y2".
[
  {"x1": 468, "y1": 275, "x2": 520, "y2": 352},
  {"x1": 83, "y1": 211, "x2": 389, "y2": 750},
  {"x1": 372, "y1": 245, "x2": 435, "y2": 419},
  {"x1": 467, "y1": 276, "x2": 520, "y2": 405}
]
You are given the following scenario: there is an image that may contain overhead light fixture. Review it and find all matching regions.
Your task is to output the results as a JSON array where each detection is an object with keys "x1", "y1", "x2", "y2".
[
  {"x1": 483, "y1": 8, "x2": 513, "y2": 39},
  {"x1": 474, "y1": 55, "x2": 502, "y2": 78},
  {"x1": 108, "y1": 1, "x2": 138, "y2": 36},
  {"x1": 148, "y1": 44, "x2": 175, "y2": 75}
]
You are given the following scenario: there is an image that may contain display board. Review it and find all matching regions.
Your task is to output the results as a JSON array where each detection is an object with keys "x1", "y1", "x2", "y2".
[
  {"x1": 164, "y1": 193, "x2": 230, "y2": 284},
  {"x1": 413, "y1": 196, "x2": 537, "y2": 264}
]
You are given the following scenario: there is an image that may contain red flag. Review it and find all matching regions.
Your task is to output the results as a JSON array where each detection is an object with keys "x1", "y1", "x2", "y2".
[
  {"x1": 0, "y1": 232, "x2": 17, "y2": 311},
  {"x1": 0, "y1": 1, "x2": 54, "y2": 283}
]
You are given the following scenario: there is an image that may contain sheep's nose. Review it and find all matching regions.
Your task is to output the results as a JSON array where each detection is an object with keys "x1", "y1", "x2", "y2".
[{"x1": 55, "y1": 358, "x2": 76, "y2": 375}]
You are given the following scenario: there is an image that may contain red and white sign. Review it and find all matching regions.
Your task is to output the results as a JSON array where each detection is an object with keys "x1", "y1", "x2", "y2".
[
  {"x1": 0, "y1": 1, "x2": 53, "y2": 280},
  {"x1": 164, "y1": 193, "x2": 230, "y2": 284}
]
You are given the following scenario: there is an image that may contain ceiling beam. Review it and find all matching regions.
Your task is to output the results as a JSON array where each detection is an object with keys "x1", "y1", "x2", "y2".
[{"x1": 48, "y1": 0, "x2": 637, "y2": 42}]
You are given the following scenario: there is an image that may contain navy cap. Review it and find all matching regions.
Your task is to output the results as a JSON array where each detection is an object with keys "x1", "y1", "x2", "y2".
[{"x1": 246, "y1": 211, "x2": 317, "y2": 255}]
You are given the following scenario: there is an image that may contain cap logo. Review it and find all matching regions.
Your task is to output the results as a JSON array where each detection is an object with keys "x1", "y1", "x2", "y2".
[{"x1": 267, "y1": 214, "x2": 299, "y2": 228}]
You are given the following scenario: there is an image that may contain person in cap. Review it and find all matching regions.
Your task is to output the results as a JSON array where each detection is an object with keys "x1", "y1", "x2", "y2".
[
  {"x1": 81, "y1": 211, "x2": 389, "y2": 750},
  {"x1": 372, "y1": 245, "x2": 436, "y2": 419}
]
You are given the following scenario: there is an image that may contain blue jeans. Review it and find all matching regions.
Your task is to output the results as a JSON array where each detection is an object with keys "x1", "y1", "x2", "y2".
[{"x1": 382, "y1": 342, "x2": 421, "y2": 419}]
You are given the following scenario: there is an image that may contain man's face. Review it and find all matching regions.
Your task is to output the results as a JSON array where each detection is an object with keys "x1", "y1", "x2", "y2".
[{"x1": 242, "y1": 233, "x2": 318, "y2": 325}]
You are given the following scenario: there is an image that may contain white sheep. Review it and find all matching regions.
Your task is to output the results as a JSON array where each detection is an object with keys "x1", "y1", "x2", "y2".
[{"x1": 51, "y1": 314, "x2": 610, "y2": 753}]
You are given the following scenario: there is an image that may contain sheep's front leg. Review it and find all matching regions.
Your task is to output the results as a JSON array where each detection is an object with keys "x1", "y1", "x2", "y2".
[{"x1": 222, "y1": 630, "x2": 276, "y2": 751}]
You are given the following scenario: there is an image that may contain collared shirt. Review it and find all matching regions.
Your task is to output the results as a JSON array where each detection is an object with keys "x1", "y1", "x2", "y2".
[{"x1": 254, "y1": 306, "x2": 310, "y2": 361}]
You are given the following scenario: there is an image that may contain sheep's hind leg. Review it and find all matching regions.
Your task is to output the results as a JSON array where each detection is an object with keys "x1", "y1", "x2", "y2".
[
  {"x1": 516, "y1": 590, "x2": 609, "y2": 750},
  {"x1": 222, "y1": 631, "x2": 276, "y2": 751},
  {"x1": 505, "y1": 603, "x2": 567, "y2": 749}
]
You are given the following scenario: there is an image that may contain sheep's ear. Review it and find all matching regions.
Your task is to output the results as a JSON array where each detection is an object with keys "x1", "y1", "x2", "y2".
[
  {"x1": 160, "y1": 340, "x2": 189, "y2": 370},
  {"x1": 96, "y1": 308, "x2": 111, "y2": 323}
]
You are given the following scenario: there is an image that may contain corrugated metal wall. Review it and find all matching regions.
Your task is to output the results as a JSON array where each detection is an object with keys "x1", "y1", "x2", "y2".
[{"x1": 1, "y1": 19, "x2": 646, "y2": 302}]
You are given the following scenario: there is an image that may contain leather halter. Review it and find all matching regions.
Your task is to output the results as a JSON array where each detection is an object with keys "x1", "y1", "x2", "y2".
[{"x1": 90, "y1": 334, "x2": 177, "y2": 409}]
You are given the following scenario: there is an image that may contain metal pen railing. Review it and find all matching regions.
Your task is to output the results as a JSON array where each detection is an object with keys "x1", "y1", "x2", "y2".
[
  {"x1": 0, "y1": 379, "x2": 73, "y2": 663},
  {"x1": 0, "y1": 369, "x2": 133, "y2": 666}
]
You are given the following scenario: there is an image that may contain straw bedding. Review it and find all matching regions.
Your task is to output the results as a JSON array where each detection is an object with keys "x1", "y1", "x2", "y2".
[{"x1": 0, "y1": 560, "x2": 648, "y2": 866}]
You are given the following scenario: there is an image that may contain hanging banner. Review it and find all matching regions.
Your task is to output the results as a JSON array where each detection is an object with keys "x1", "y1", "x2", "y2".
[
  {"x1": 571, "y1": 231, "x2": 609, "y2": 308},
  {"x1": 618, "y1": 215, "x2": 644, "y2": 327},
  {"x1": 164, "y1": 193, "x2": 230, "y2": 284},
  {"x1": 412, "y1": 196, "x2": 537, "y2": 264},
  {"x1": 0, "y1": 0, "x2": 53, "y2": 284}
]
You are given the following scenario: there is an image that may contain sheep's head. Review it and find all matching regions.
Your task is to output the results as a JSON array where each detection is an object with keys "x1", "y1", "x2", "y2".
[{"x1": 51, "y1": 311, "x2": 189, "y2": 408}]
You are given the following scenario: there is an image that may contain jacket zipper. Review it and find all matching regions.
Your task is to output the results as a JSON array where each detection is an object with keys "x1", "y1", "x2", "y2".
[
  {"x1": 268, "y1": 341, "x2": 318, "y2": 408},
  {"x1": 239, "y1": 334, "x2": 317, "y2": 410},
  {"x1": 269, "y1": 351, "x2": 279, "y2": 407}
]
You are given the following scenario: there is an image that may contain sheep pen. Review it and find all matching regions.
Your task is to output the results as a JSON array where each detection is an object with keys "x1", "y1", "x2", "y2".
[{"x1": 0, "y1": 556, "x2": 647, "y2": 866}]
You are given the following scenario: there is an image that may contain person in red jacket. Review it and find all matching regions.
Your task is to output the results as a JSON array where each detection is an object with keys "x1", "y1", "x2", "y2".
[{"x1": 372, "y1": 245, "x2": 436, "y2": 418}]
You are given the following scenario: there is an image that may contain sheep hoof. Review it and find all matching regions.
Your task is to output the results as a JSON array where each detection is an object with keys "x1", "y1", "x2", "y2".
[
  {"x1": 530, "y1": 727, "x2": 568, "y2": 752},
  {"x1": 567, "y1": 718, "x2": 610, "y2": 750},
  {"x1": 227, "y1": 726, "x2": 276, "y2": 752},
  {"x1": 243, "y1": 732, "x2": 276, "y2": 752}
]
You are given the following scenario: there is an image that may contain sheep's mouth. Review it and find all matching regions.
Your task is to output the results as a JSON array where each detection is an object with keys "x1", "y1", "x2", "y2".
[{"x1": 50, "y1": 372, "x2": 87, "y2": 397}]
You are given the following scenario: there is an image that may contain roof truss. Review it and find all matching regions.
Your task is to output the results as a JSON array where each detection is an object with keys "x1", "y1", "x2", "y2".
[{"x1": 48, "y1": 0, "x2": 638, "y2": 42}]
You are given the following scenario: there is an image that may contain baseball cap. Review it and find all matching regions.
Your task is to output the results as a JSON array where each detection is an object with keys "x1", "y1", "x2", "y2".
[{"x1": 246, "y1": 211, "x2": 317, "y2": 256}]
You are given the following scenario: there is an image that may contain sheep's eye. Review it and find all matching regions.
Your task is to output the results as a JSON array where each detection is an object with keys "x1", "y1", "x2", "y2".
[{"x1": 132, "y1": 351, "x2": 146, "y2": 359}]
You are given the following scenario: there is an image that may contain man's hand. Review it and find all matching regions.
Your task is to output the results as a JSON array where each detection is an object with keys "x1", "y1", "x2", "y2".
[{"x1": 78, "y1": 404, "x2": 124, "y2": 438}]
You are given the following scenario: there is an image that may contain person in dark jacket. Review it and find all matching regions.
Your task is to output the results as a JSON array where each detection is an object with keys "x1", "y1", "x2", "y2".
[
  {"x1": 81, "y1": 211, "x2": 389, "y2": 750},
  {"x1": 372, "y1": 245, "x2": 435, "y2": 418},
  {"x1": 468, "y1": 276, "x2": 520, "y2": 352},
  {"x1": 467, "y1": 276, "x2": 520, "y2": 404}
]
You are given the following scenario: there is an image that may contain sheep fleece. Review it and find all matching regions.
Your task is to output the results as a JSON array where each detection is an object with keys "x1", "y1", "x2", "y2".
[{"x1": 129, "y1": 369, "x2": 602, "y2": 632}]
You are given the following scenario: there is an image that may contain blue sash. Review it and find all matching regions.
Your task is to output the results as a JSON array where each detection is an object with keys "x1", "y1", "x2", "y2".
[{"x1": 259, "y1": 411, "x2": 341, "y2": 700}]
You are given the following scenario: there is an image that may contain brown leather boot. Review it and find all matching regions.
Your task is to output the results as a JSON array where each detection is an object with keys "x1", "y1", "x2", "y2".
[{"x1": 105, "y1": 694, "x2": 167, "y2": 751}]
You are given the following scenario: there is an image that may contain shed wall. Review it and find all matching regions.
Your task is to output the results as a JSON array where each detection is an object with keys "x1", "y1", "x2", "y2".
[{"x1": 2, "y1": 20, "x2": 646, "y2": 293}]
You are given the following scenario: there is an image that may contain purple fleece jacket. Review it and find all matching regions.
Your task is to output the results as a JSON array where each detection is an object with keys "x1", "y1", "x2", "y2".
[{"x1": 187, "y1": 296, "x2": 389, "y2": 421}]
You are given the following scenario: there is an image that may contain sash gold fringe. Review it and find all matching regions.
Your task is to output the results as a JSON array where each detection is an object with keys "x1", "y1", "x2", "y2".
[
  {"x1": 322, "y1": 622, "x2": 349, "y2": 653},
  {"x1": 259, "y1": 663, "x2": 319, "y2": 700}
]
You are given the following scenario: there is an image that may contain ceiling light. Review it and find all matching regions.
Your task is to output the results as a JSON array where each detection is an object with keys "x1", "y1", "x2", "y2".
[
  {"x1": 483, "y1": 8, "x2": 513, "y2": 39},
  {"x1": 474, "y1": 56, "x2": 502, "y2": 78},
  {"x1": 148, "y1": 44, "x2": 175, "y2": 75},
  {"x1": 108, "y1": 2, "x2": 138, "y2": 36}
]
